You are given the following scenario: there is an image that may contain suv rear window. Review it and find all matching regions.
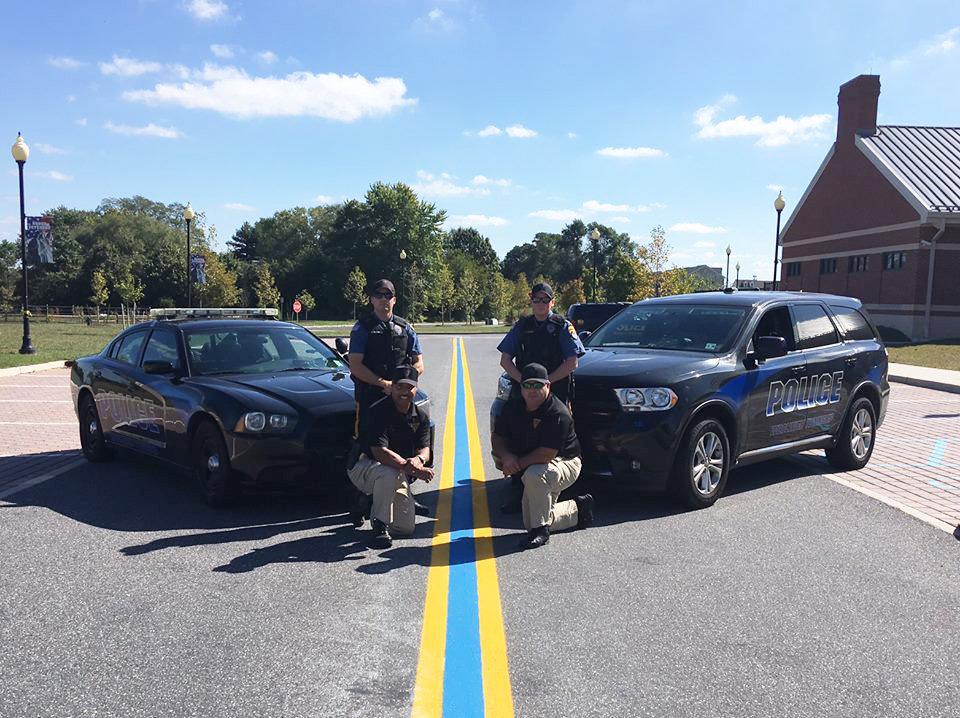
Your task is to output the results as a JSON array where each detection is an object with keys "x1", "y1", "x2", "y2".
[
  {"x1": 829, "y1": 305, "x2": 876, "y2": 341},
  {"x1": 568, "y1": 304, "x2": 629, "y2": 330},
  {"x1": 793, "y1": 304, "x2": 839, "y2": 350}
]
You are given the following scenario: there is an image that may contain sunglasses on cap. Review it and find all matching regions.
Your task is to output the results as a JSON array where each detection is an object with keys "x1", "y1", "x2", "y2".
[
  {"x1": 372, "y1": 291, "x2": 394, "y2": 299},
  {"x1": 530, "y1": 296, "x2": 552, "y2": 304},
  {"x1": 521, "y1": 380, "x2": 548, "y2": 389}
]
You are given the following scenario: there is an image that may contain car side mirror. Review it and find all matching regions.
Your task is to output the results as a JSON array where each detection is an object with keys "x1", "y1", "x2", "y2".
[
  {"x1": 753, "y1": 335, "x2": 788, "y2": 361},
  {"x1": 143, "y1": 360, "x2": 176, "y2": 375},
  {"x1": 335, "y1": 337, "x2": 348, "y2": 355},
  {"x1": 578, "y1": 330, "x2": 592, "y2": 343}
]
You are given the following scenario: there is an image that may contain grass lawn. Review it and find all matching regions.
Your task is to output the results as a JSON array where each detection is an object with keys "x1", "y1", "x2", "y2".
[
  {"x1": 0, "y1": 319, "x2": 119, "y2": 369},
  {"x1": 887, "y1": 340, "x2": 960, "y2": 372}
]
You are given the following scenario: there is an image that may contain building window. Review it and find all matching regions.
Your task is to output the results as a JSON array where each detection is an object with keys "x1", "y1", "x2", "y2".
[
  {"x1": 819, "y1": 258, "x2": 838, "y2": 275},
  {"x1": 848, "y1": 255, "x2": 869, "y2": 273},
  {"x1": 883, "y1": 251, "x2": 906, "y2": 270},
  {"x1": 786, "y1": 262, "x2": 801, "y2": 277}
]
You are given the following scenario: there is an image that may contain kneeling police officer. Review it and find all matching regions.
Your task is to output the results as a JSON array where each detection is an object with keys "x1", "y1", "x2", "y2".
[
  {"x1": 348, "y1": 366, "x2": 434, "y2": 549},
  {"x1": 491, "y1": 363, "x2": 593, "y2": 549}
]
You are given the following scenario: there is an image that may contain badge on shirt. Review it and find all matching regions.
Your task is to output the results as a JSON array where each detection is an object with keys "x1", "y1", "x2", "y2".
[
  {"x1": 546, "y1": 323, "x2": 555, "y2": 334},
  {"x1": 409, "y1": 417, "x2": 421, "y2": 431},
  {"x1": 567, "y1": 324, "x2": 577, "y2": 337},
  {"x1": 532, "y1": 418, "x2": 541, "y2": 429}
]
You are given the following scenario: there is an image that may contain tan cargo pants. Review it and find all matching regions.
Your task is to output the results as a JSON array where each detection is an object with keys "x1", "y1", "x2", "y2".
[
  {"x1": 347, "y1": 455, "x2": 415, "y2": 536},
  {"x1": 521, "y1": 456, "x2": 583, "y2": 532}
]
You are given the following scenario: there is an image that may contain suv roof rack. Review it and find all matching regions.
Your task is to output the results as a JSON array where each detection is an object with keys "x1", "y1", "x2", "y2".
[{"x1": 150, "y1": 308, "x2": 279, "y2": 320}]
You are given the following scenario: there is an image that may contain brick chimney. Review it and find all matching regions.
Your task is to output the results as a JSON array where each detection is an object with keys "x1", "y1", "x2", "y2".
[{"x1": 836, "y1": 74, "x2": 880, "y2": 146}]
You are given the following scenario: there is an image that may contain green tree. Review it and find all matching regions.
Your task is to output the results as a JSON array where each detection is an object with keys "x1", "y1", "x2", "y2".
[
  {"x1": 193, "y1": 248, "x2": 241, "y2": 307},
  {"x1": 605, "y1": 251, "x2": 653, "y2": 302},
  {"x1": 455, "y1": 264, "x2": 485, "y2": 324},
  {"x1": 250, "y1": 262, "x2": 281, "y2": 309},
  {"x1": 89, "y1": 269, "x2": 109, "y2": 319},
  {"x1": 0, "y1": 241, "x2": 17, "y2": 311},
  {"x1": 295, "y1": 289, "x2": 316, "y2": 320},
  {"x1": 343, "y1": 265, "x2": 368, "y2": 319},
  {"x1": 660, "y1": 267, "x2": 705, "y2": 296},
  {"x1": 115, "y1": 272, "x2": 144, "y2": 325},
  {"x1": 487, "y1": 272, "x2": 511, "y2": 322},
  {"x1": 557, "y1": 278, "x2": 586, "y2": 314},
  {"x1": 444, "y1": 227, "x2": 500, "y2": 273},
  {"x1": 430, "y1": 261, "x2": 455, "y2": 324},
  {"x1": 642, "y1": 224, "x2": 671, "y2": 296},
  {"x1": 508, "y1": 272, "x2": 532, "y2": 322}
]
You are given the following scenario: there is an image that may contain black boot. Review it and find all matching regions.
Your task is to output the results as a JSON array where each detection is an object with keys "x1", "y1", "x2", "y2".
[
  {"x1": 519, "y1": 526, "x2": 549, "y2": 549},
  {"x1": 370, "y1": 519, "x2": 392, "y2": 549},
  {"x1": 413, "y1": 497, "x2": 430, "y2": 516},
  {"x1": 349, "y1": 490, "x2": 372, "y2": 528},
  {"x1": 574, "y1": 494, "x2": 594, "y2": 529}
]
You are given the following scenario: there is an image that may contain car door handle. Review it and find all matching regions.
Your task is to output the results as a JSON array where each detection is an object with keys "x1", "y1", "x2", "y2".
[{"x1": 791, "y1": 366, "x2": 804, "y2": 374}]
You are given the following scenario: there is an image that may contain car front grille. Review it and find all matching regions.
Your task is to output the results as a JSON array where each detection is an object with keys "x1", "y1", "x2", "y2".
[
  {"x1": 305, "y1": 413, "x2": 355, "y2": 459},
  {"x1": 572, "y1": 383, "x2": 621, "y2": 447}
]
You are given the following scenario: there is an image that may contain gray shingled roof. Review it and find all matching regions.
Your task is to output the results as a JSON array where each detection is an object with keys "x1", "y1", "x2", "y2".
[{"x1": 858, "y1": 126, "x2": 960, "y2": 214}]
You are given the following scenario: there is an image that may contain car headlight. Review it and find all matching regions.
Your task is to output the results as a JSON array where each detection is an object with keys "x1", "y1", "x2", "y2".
[
  {"x1": 234, "y1": 411, "x2": 297, "y2": 433},
  {"x1": 614, "y1": 387, "x2": 678, "y2": 411},
  {"x1": 496, "y1": 373, "x2": 513, "y2": 401}
]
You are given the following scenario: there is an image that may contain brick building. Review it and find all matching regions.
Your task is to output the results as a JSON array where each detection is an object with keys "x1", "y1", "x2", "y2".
[{"x1": 779, "y1": 74, "x2": 960, "y2": 340}]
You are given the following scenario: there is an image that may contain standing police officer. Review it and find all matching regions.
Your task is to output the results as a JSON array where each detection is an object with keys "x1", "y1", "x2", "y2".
[
  {"x1": 497, "y1": 282, "x2": 584, "y2": 405},
  {"x1": 348, "y1": 279, "x2": 424, "y2": 436}
]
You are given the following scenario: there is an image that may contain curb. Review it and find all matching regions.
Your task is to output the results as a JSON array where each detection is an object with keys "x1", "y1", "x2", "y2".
[
  {"x1": 889, "y1": 374, "x2": 960, "y2": 395},
  {"x1": 0, "y1": 360, "x2": 69, "y2": 378}
]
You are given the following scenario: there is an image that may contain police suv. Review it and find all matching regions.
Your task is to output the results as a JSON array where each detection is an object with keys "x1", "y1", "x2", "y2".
[{"x1": 493, "y1": 290, "x2": 889, "y2": 509}]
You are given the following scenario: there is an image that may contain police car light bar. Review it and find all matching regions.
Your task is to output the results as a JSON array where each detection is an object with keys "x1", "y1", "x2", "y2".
[{"x1": 149, "y1": 308, "x2": 280, "y2": 320}]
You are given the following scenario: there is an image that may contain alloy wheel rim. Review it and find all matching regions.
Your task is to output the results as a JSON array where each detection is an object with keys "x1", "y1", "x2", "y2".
[
  {"x1": 692, "y1": 431, "x2": 724, "y2": 496},
  {"x1": 850, "y1": 408, "x2": 873, "y2": 460}
]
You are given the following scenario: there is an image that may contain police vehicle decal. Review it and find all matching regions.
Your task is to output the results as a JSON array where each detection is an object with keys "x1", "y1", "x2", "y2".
[
  {"x1": 765, "y1": 371, "x2": 843, "y2": 417},
  {"x1": 98, "y1": 391, "x2": 165, "y2": 442}
]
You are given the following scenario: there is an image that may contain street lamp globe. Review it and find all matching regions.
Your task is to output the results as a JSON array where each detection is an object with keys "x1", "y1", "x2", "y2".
[
  {"x1": 400, "y1": 249, "x2": 407, "y2": 261},
  {"x1": 183, "y1": 203, "x2": 195, "y2": 222},
  {"x1": 11, "y1": 133, "x2": 29, "y2": 163},
  {"x1": 774, "y1": 191, "x2": 786, "y2": 212},
  {"x1": 589, "y1": 228, "x2": 601, "y2": 241},
  {"x1": 726, "y1": 245, "x2": 732, "y2": 256}
]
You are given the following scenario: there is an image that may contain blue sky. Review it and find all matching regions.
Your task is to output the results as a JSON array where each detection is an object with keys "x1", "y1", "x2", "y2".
[{"x1": 1, "y1": 0, "x2": 959, "y2": 280}]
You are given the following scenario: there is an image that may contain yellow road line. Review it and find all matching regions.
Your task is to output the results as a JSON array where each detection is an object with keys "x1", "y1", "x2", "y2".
[
  {"x1": 411, "y1": 338, "x2": 458, "y2": 717},
  {"x1": 460, "y1": 337, "x2": 515, "y2": 717}
]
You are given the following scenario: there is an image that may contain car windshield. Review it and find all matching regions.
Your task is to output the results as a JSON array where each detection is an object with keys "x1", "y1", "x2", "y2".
[
  {"x1": 588, "y1": 303, "x2": 747, "y2": 353},
  {"x1": 184, "y1": 325, "x2": 348, "y2": 376}
]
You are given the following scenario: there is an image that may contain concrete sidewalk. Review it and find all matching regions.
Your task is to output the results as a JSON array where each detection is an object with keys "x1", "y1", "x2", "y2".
[{"x1": 889, "y1": 363, "x2": 960, "y2": 395}]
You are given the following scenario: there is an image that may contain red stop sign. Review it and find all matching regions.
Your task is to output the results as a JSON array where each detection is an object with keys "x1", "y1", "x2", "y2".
[{"x1": 292, "y1": 300, "x2": 302, "y2": 313}]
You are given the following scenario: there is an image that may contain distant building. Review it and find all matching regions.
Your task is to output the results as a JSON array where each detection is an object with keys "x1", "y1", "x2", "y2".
[
  {"x1": 735, "y1": 278, "x2": 774, "y2": 290},
  {"x1": 683, "y1": 265, "x2": 724, "y2": 288},
  {"x1": 779, "y1": 74, "x2": 959, "y2": 340}
]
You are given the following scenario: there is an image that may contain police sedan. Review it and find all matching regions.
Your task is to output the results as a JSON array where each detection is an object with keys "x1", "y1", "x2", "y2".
[
  {"x1": 493, "y1": 290, "x2": 889, "y2": 509},
  {"x1": 70, "y1": 308, "x2": 430, "y2": 505}
]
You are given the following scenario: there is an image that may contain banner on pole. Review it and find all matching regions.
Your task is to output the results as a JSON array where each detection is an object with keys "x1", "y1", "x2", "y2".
[
  {"x1": 25, "y1": 216, "x2": 54, "y2": 265},
  {"x1": 190, "y1": 254, "x2": 207, "y2": 285}
]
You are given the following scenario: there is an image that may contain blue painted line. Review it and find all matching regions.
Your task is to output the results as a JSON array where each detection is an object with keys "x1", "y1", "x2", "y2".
[
  {"x1": 928, "y1": 439, "x2": 948, "y2": 467},
  {"x1": 442, "y1": 341, "x2": 484, "y2": 717}
]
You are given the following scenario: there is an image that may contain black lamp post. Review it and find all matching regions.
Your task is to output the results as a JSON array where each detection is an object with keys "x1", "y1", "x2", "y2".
[
  {"x1": 184, "y1": 203, "x2": 195, "y2": 307},
  {"x1": 773, "y1": 191, "x2": 785, "y2": 290},
  {"x1": 589, "y1": 228, "x2": 601, "y2": 302},
  {"x1": 735, "y1": 262, "x2": 741, "y2": 287},
  {"x1": 399, "y1": 248, "x2": 407, "y2": 314},
  {"x1": 725, "y1": 245, "x2": 732, "y2": 288},
  {"x1": 12, "y1": 133, "x2": 34, "y2": 354}
]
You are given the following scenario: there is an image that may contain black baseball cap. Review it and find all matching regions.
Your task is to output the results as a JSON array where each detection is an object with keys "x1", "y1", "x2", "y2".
[
  {"x1": 530, "y1": 282, "x2": 554, "y2": 298},
  {"x1": 391, "y1": 365, "x2": 419, "y2": 386},
  {"x1": 369, "y1": 279, "x2": 396, "y2": 296},
  {"x1": 520, "y1": 363, "x2": 550, "y2": 384}
]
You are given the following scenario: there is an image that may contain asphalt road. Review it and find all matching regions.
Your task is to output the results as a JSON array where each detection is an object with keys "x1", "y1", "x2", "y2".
[{"x1": 2, "y1": 334, "x2": 959, "y2": 717}]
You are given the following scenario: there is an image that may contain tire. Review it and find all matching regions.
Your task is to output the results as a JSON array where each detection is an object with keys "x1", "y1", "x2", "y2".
[
  {"x1": 672, "y1": 419, "x2": 731, "y2": 509},
  {"x1": 825, "y1": 397, "x2": 877, "y2": 471},
  {"x1": 191, "y1": 421, "x2": 238, "y2": 507},
  {"x1": 78, "y1": 394, "x2": 112, "y2": 463}
]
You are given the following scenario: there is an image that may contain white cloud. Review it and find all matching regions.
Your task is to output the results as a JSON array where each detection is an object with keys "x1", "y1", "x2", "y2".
[
  {"x1": 413, "y1": 170, "x2": 488, "y2": 198},
  {"x1": 315, "y1": 195, "x2": 335, "y2": 204},
  {"x1": 610, "y1": 216, "x2": 631, "y2": 224},
  {"x1": 694, "y1": 94, "x2": 831, "y2": 148},
  {"x1": 416, "y1": 7, "x2": 455, "y2": 32},
  {"x1": 36, "y1": 170, "x2": 73, "y2": 182},
  {"x1": 767, "y1": 184, "x2": 783, "y2": 192},
  {"x1": 529, "y1": 209, "x2": 579, "y2": 222},
  {"x1": 505, "y1": 124, "x2": 537, "y2": 138},
  {"x1": 668, "y1": 222, "x2": 728, "y2": 234},
  {"x1": 48, "y1": 56, "x2": 84, "y2": 70},
  {"x1": 186, "y1": 0, "x2": 230, "y2": 21},
  {"x1": 693, "y1": 240, "x2": 716, "y2": 248},
  {"x1": 223, "y1": 202, "x2": 256, "y2": 211},
  {"x1": 104, "y1": 121, "x2": 182, "y2": 139},
  {"x1": 472, "y1": 175, "x2": 512, "y2": 188},
  {"x1": 75, "y1": 118, "x2": 88, "y2": 127},
  {"x1": 567, "y1": 132, "x2": 578, "y2": 139},
  {"x1": 448, "y1": 214, "x2": 509, "y2": 227},
  {"x1": 124, "y1": 64, "x2": 416, "y2": 122},
  {"x1": 100, "y1": 55, "x2": 165, "y2": 77},
  {"x1": 893, "y1": 27, "x2": 960, "y2": 67},
  {"x1": 34, "y1": 143, "x2": 66, "y2": 155},
  {"x1": 477, "y1": 125, "x2": 502, "y2": 137},
  {"x1": 66, "y1": 95, "x2": 76, "y2": 103},
  {"x1": 596, "y1": 146, "x2": 666, "y2": 159},
  {"x1": 210, "y1": 44, "x2": 234, "y2": 59},
  {"x1": 581, "y1": 199, "x2": 650, "y2": 214},
  {"x1": 257, "y1": 50, "x2": 278, "y2": 64}
]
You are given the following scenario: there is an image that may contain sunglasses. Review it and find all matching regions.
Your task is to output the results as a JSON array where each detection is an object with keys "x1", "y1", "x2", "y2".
[
  {"x1": 372, "y1": 292, "x2": 394, "y2": 299},
  {"x1": 530, "y1": 296, "x2": 552, "y2": 304},
  {"x1": 521, "y1": 380, "x2": 548, "y2": 389}
]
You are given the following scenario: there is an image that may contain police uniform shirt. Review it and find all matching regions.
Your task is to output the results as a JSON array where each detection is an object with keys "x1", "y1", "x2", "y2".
[
  {"x1": 496, "y1": 312, "x2": 584, "y2": 365},
  {"x1": 493, "y1": 394, "x2": 581, "y2": 460},
  {"x1": 362, "y1": 397, "x2": 431, "y2": 460},
  {"x1": 349, "y1": 314, "x2": 423, "y2": 363}
]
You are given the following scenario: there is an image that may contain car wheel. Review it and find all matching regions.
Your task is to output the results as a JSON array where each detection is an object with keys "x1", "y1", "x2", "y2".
[
  {"x1": 825, "y1": 397, "x2": 876, "y2": 471},
  {"x1": 78, "y1": 394, "x2": 112, "y2": 463},
  {"x1": 672, "y1": 419, "x2": 730, "y2": 509},
  {"x1": 192, "y1": 421, "x2": 237, "y2": 507}
]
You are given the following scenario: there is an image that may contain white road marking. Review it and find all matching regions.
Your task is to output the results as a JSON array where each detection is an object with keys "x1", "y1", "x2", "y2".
[{"x1": 0, "y1": 458, "x2": 85, "y2": 500}]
